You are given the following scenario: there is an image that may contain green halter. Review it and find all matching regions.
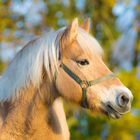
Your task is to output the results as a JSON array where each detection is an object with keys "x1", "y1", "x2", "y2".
[{"x1": 58, "y1": 63, "x2": 116, "y2": 108}]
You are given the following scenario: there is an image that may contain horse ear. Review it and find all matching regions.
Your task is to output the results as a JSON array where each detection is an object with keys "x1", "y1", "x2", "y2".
[
  {"x1": 81, "y1": 18, "x2": 90, "y2": 33},
  {"x1": 60, "y1": 18, "x2": 78, "y2": 52},
  {"x1": 66, "y1": 18, "x2": 78, "y2": 43}
]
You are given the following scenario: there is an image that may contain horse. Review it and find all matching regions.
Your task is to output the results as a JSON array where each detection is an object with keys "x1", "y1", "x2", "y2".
[{"x1": 0, "y1": 18, "x2": 133, "y2": 140}]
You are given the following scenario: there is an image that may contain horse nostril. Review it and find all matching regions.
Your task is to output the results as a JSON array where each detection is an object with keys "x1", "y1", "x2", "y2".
[{"x1": 117, "y1": 94, "x2": 130, "y2": 107}]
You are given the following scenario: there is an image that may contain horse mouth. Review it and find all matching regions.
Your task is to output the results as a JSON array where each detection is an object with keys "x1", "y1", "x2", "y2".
[
  {"x1": 100, "y1": 102, "x2": 131, "y2": 119},
  {"x1": 105, "y1": 104, "x2": 123, "y2": 119}
]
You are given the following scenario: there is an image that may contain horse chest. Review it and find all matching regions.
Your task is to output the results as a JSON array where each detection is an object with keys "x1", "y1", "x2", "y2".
[{"x1": 0, "y1": 98, "x2": 69, "y2": 140}]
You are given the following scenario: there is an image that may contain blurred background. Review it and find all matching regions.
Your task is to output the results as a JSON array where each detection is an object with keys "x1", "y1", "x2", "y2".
[{"x1": 0, "y1": 0, "x2": 140, "y2": 139}]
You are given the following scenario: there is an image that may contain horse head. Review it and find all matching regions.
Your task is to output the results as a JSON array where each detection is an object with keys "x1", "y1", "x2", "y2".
[{"x1": 55, "y1": 18, "x2": 133, "y2": 119}]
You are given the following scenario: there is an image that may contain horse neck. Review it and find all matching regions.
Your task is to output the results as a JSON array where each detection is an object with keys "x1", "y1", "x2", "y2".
[{"x1": 0, "y1": 82, "x2": 69, "y2": 140}]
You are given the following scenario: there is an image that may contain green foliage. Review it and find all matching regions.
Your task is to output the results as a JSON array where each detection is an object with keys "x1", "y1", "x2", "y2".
[{"x1": 0, "y1": 60, "x2": 6, "y2": 74}]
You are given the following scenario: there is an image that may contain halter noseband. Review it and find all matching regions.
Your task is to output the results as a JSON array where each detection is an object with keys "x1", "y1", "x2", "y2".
[{"x1": 57, "y1": 63, "x2": 116, "y2": 108}]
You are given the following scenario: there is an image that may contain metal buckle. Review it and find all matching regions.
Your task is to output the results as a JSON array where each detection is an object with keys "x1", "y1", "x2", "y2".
[{"x1": 80, "y1": 81, "x2": 89, "y2": 89}]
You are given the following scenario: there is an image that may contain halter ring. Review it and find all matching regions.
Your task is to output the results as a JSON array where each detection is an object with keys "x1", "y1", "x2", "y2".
[{"x1": 80, "y1": 81, "x2": 89, "y2": 89}]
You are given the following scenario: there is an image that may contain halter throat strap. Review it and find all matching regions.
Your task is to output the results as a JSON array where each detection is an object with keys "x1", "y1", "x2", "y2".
[{"x1": 60, "y1": 63, "x2": 116, "y2": 108}]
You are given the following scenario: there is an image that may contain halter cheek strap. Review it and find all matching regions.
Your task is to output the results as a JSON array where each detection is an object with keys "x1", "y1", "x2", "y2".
[{"x1": 57, "y1": 63, "x2": 116, "y2": 108}]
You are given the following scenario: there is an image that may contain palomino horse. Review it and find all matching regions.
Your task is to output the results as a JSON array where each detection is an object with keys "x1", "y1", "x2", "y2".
[{"x1": 0, "y1": 18, "x2": 133, "y2": 140}]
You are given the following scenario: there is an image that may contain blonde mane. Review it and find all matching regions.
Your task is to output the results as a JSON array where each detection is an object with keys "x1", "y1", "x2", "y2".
[
  {"x1": 77, "y1": 28, "x2": 103, "y2": 56},
  {"x1": 0, "y1": 27, "x2": 103, "y2": 101}
]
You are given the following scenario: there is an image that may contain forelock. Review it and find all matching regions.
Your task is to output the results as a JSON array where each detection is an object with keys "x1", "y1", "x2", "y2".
[{"x1": 77, "y1": 27, "x2": 103, "y2": 56}]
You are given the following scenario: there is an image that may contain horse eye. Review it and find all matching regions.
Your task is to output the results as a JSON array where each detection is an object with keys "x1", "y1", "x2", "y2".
[{"x1": 76, "y1": 59, "x2": 89, "y2": 66}]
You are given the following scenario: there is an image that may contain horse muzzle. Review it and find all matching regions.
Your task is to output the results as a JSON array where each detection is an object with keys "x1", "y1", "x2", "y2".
[{"x1": 104, "y1": 86, "x2": 133, "y2": 119}]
